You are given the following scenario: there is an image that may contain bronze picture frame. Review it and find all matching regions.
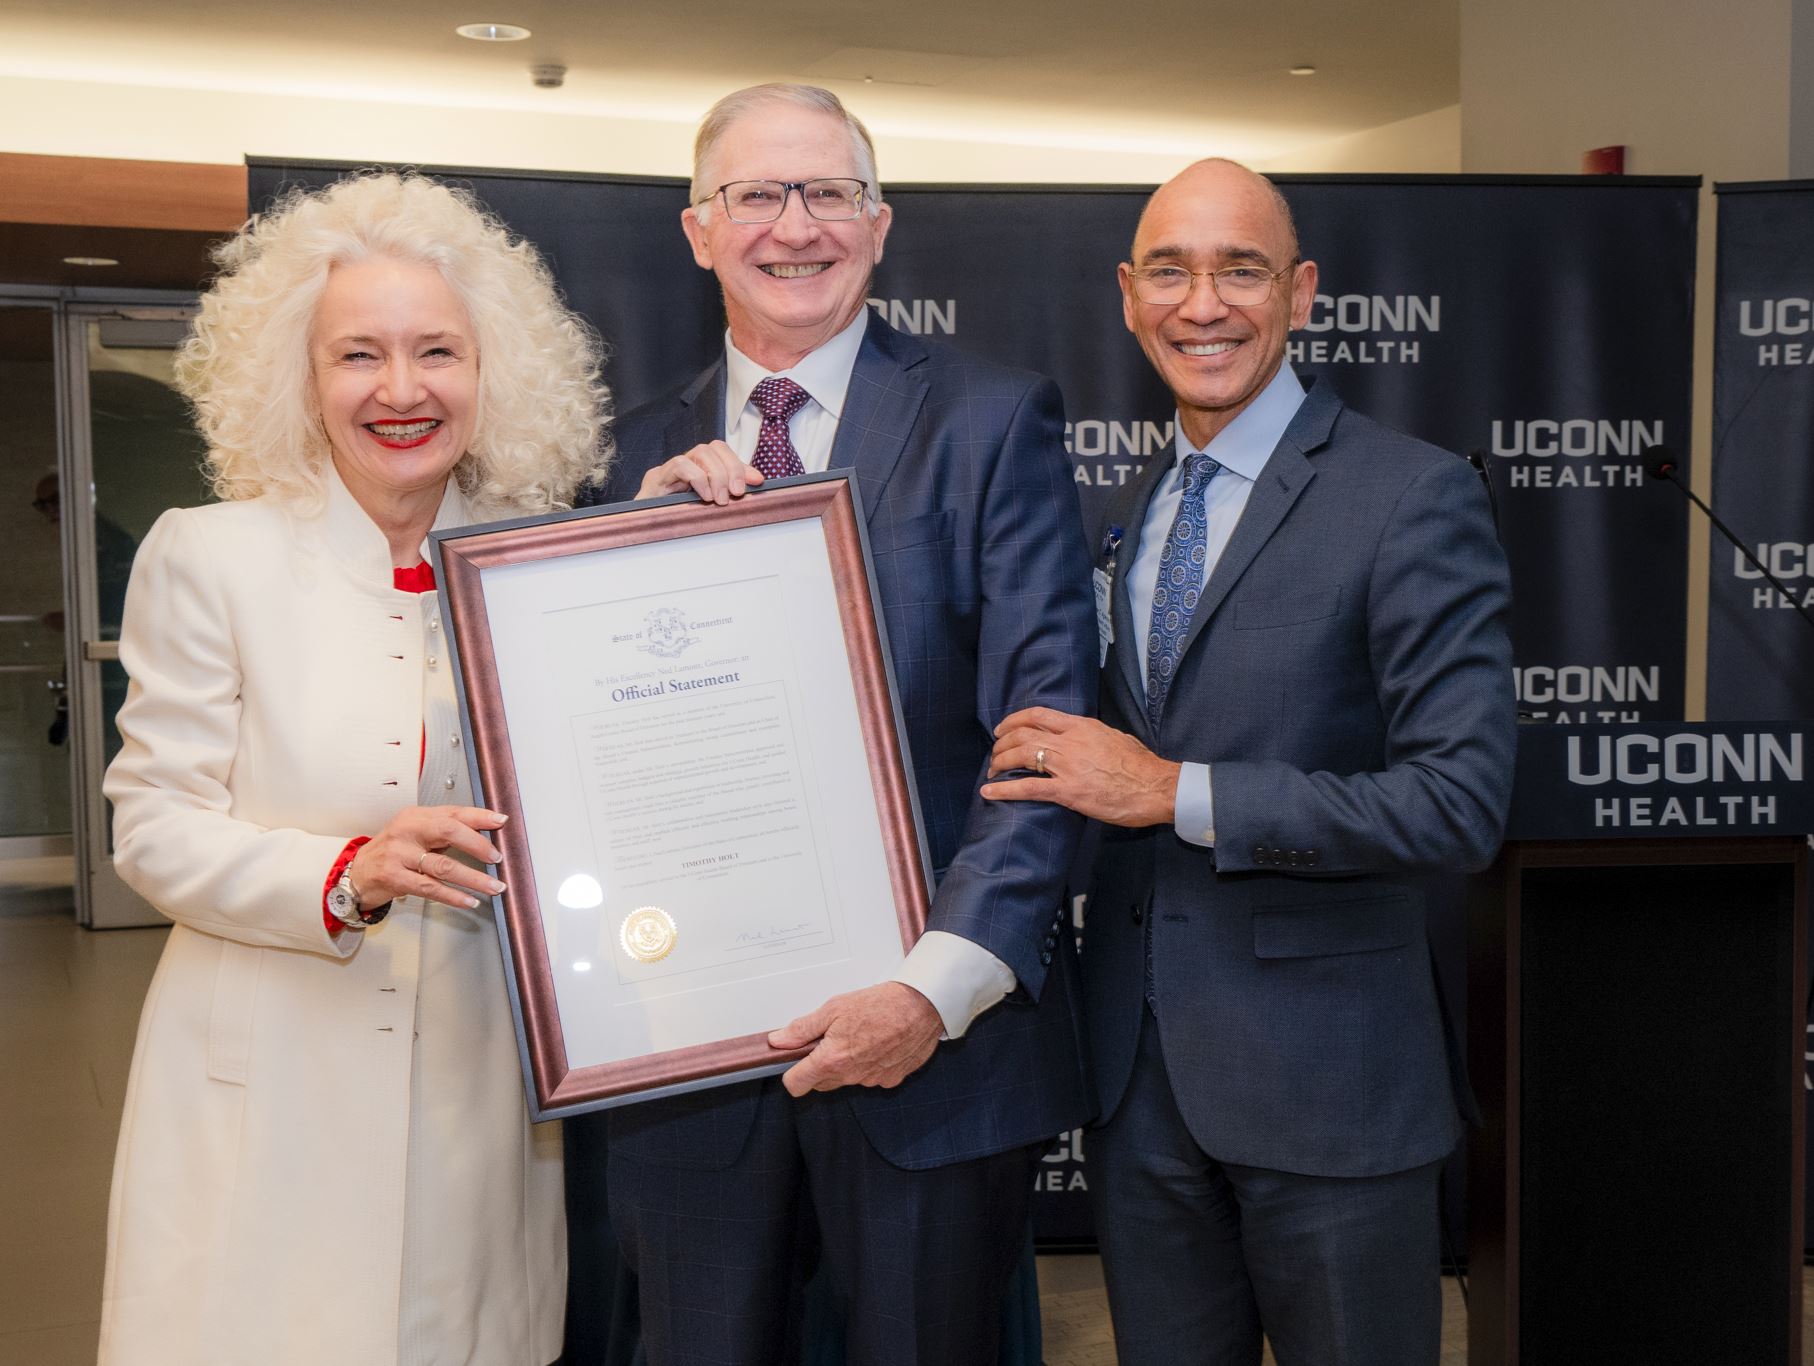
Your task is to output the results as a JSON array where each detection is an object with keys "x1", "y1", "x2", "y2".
[{"x1": 431, "y1": 473, "x2": 933, "y2": 1119}]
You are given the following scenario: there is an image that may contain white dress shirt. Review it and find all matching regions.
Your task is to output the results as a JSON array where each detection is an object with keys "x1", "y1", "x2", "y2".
[
  {"x1": 1127, "y1": 363, "x2": 1308, "y2": 847},
  {"x1": 720, "y1": 307, "x2": 1016, "y2": 1038},
  {"x1": 722, "y1": 309, "x2": 868, "y2": 473}
]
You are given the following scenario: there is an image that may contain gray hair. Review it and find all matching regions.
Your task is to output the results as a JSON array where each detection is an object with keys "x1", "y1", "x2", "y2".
[{"x1": 691, "y1": 83, "x2": 884, "y2": 222}]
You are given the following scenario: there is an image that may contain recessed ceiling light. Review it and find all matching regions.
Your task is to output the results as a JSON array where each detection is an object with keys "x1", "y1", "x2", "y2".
[
  {"x1": 456, "y1": 22, "x2": 531, "y2": 41},
  {"x1": 1289, "y1": 64, "x2": 1317, "y2": 76},
  {"x1": 63, "y1": 256, "x2": 119, "y2": 267}
]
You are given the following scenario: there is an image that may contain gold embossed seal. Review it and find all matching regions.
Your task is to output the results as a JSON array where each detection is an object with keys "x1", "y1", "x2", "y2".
[{"x1": 620, "y1": 906, "x2": 678, "y2": 963}]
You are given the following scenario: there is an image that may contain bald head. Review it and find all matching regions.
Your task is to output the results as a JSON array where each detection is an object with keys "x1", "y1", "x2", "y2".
[{"x1": 1133, "y1": 158, "x2": 1300, "y2": 266}]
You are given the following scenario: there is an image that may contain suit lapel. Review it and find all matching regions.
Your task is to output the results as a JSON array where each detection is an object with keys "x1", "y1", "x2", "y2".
[
  {"x1": 1172, "y1": 380, "x2": 1340, "y2": 664},
  {"x1": 668, "y1": 359, "x2": 727, "y2": 451},
  {"x1": 828, "y1": 312, "x2": 930, "y2": 520},
  {"x1": 1107, "y1": 455, "x2": 1172, "y2": 728}
]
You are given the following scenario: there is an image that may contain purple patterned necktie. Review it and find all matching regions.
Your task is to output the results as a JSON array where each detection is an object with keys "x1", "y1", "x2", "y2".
[
  {"x1": 1144, "y1": 452, "x2": 1220, "y2": 729},
  {"x1": 749, "y1": 376, "x2": 811, "y2": 479}
]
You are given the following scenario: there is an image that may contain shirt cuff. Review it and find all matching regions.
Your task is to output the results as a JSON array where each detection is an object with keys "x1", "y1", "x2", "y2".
[
  {"x1": 890, "y1": 930, "x2": 1017, "y2": 1039},
  {"x1": 322, "y1": 836, "x2": 371, "y2": 936},
  {"x1": 1174, "y1": 761, "x2": 1215, "y2": 847}
]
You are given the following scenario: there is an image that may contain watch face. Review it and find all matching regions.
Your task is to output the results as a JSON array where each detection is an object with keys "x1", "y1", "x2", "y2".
[{"x1": 329, "y1": 883, "x2": 359, "y2": 923}]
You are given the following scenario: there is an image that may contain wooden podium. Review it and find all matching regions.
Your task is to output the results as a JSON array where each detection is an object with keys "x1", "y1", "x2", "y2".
[{"x1": 1468, "y1": 725, "x2": 1810, "y2": 1365}]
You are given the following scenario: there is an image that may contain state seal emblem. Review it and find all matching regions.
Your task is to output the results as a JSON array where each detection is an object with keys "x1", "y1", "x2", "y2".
[
  {"x1": 638, "y1": 606, "x2": 697, "y2": 659},
  {"x1": 620, "y1": 906, "x2": 678, "y2": 963}
]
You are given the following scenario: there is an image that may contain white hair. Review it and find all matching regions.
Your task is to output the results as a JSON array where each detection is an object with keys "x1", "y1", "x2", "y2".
[
  {"x1": 177, "y1": 171, "x2": 611, "y2": 513},
  {"x1": 690, "y1": 83, "x2": 884, "y2": 223}
]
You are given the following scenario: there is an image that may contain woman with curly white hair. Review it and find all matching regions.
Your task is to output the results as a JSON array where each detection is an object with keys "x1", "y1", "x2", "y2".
[{"x1": 98, "y1": 171, "x2": 610, "y2": 1365}]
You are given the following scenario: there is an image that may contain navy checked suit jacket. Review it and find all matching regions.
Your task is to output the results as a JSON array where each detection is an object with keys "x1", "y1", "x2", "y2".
[
  {"x1": 1085, "y1": 379, "x2": 1516, "y2": 1179},
  {"x1": 580, "y1": 312, "x2": 1097, "y2": 1170}
]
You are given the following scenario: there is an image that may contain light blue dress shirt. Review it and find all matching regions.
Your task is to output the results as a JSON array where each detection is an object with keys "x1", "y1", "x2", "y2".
[{"x1": 1127, "y1": 364, "x2": 1307, "y2": 847}]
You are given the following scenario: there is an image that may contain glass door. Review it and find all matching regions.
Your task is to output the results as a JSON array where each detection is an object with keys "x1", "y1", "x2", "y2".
[
  {"x1": 0, "y1": 304, "x2": 71, "y2": 863},
  {"x1": 60, "y1": 306, "x2": 212, "y2": 928}
]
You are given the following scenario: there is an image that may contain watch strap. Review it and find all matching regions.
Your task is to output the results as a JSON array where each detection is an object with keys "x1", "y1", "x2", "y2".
[{"x1": 324, "y1": 837, "x2": 384, "y2": 931}]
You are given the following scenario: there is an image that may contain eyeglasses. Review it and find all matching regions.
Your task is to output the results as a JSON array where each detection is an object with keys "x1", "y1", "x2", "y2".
[
  {"x1": 1127, "y1": 261, "x2": 1299, "y2": 307},
  {"x1": 698, "y1": 178, "x2": 871, "y2": 224}
]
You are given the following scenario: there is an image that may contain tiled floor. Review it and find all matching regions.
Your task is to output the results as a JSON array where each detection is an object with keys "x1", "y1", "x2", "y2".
[
  {"x1": 1035, "y1": 1255, "x2": 1467, "y2": 1365},
  {"x1": 0, "y1": 859, "x2": 1802, "y2": 1366},
  {"x1": 0, "y1": 858, "x2": 166, "y2": 1366}
]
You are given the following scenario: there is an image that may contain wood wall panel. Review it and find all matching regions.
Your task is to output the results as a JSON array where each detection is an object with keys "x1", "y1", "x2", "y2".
[{"x1": 0, "y1": 154, "x2": 244, "y2": 232}]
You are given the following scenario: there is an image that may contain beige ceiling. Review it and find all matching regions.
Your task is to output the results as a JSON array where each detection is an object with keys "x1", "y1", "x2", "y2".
[{"x1": 0, "y1": 0, "x2": 1459, "y2": 161}]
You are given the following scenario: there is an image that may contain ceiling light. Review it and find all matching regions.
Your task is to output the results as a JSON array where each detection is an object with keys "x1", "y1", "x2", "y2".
[
  {"x1": 456, "y1": 22, "x2": 531, "y2": 41},
  {"x1": 63, "y1": 256, "x2": 119, "y2": 267},
  {"x1": 1289, "y1": 65, "x2": 1317, "y2": 76}
]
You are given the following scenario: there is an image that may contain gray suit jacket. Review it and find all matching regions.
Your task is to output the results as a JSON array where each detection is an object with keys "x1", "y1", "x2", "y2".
[{"x1": 1084, "y1": 378, "x2": 1516, "y2": 1178}]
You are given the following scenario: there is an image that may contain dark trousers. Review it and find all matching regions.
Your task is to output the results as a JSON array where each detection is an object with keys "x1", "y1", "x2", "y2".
[
  {"x1": 1091, "y1": 1012, "x2": 1443, "y2": 1366},
  {"x1": 607, "y1": 1078, "x2": 1040, "y2": 1366}
]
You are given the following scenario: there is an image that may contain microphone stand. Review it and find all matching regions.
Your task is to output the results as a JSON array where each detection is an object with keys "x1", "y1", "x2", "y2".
[
  {"x1": 1645, "y1": 447, "x2": 1814, "y2": 636},
  {"x1": 1647, "y1": 447, "x2": 1814, "y2": 1028}
]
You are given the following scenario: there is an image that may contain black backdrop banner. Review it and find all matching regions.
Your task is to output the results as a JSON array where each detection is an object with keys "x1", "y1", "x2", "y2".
[
  {"x1": 1708, "y1": 181, "x2": 1814, "y2": 721},
  {"x1": 249, "y1": 160, "x2": 1699, "y2": 1247},
  {"x1": 249, "y1": 162, "x2": 1697, "y2": 730},
  {"x1": 1709, "y1": 180, "x2": 1814, "y2": 1256}
]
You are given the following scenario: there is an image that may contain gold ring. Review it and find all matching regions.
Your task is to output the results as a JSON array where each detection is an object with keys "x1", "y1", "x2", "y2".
[
  {"x1": 416, "y1": 850, "x2": 430, "y2": 874},
  {"x1": 1035, "y1": 747, "x2": 1048, "y2": 775}
]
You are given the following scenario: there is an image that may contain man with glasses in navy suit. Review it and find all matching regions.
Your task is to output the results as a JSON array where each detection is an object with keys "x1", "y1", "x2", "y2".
[
  {"x1": 984, "y1": 158, "x2": 1516, "y2": 1366},
  {"x1": 573, "y1": 83, "x2": 1095, "y2": 1366}
]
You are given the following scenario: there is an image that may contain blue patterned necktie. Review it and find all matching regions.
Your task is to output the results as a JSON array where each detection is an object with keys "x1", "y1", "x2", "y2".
[{"x1": 1144, "y1": 452, "x2": 1220, "y2": 728}]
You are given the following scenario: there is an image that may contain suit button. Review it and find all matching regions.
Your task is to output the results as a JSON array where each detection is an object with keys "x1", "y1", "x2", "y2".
[
  {"x1": 1039, "y1": 950, "x2": 1053, "y2": 965},
  {"x1": 1287, "y1": 850, "x2": 1301, "y2": 866},
  {"x1": 1253, "y1": 844, "x2": 1266, "y2": 861},
  {"x1": 1131, "y1": 904, "x2": 1144, "y2": 924}
]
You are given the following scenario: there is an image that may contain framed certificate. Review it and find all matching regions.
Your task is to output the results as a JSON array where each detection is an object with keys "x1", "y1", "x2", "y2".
[{"x1": 431, "y1": 474, "x2": 933, "y2": 1120}]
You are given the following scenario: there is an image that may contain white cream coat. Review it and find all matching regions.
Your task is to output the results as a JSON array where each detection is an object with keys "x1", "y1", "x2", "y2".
[{"x1": 98, "y1": 470, "x2": 563, "y2": 1365}]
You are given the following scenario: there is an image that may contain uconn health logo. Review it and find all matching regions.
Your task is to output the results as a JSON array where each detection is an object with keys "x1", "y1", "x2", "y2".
[
  {"x1": 866, "y1": 297, "x2": 955, "y2": 335},
  {"x1": 1567, "y1": 730, "x2": 1802, "y2": 830},
  {"x1": 1726, "y1": 540, "x2": 1814, "y2": 612},
  {"x1": 1065, "y1": 418, "x2": 1174, "y2": 488},
  {"x1": 1514, "y1": 664, "x2": 1661, "y2": 723},
  {"x1": 1735, "y1": 297, "x2": 1814, "y2": 367},
  {"x1": 1286, "y1": 292, "x2": 1440, "y2": 366},
  {"x1": 1489, "y1": 418, "x2": 1664, "y2": 491}
]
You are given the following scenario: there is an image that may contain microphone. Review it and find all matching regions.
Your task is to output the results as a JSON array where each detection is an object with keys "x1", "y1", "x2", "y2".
[{"x1": 1645, "y1": 445, "x2": 1814, "y2": 635}]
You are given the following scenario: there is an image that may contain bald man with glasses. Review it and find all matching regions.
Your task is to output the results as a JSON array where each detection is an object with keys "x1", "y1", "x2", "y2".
[{"x1": 984, "y1": 158, "x2": 1516, "y2": 1366}]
